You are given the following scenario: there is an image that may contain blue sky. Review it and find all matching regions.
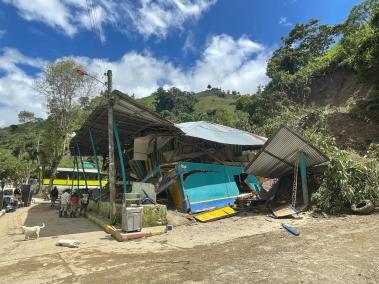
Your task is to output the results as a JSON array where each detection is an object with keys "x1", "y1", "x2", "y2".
[{"x1": 0, "y1": 0, "x2": 362, "y2": 126}]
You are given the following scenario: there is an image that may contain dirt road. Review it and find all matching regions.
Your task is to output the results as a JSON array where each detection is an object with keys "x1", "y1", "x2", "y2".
[{"x1": 0, "y1": 201, "x2": 378, "y2": 283}]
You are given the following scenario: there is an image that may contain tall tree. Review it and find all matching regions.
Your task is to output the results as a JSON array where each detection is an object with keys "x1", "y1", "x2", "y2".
[
  {"x1": 0, "y1": 149, "x2": 22, "y2": 189},
  {"x1": 18, "y1": 111, "x2": 36, "y2": 123},
  {"x1": 35, "y1": 59, "x2": 94, "y2": 190},
  {"x1": 154, "y1": 87, "x2": 197, "y2": 114},
  {"x1": 267, "y1": 19, "x2": 341, "y2": 79}
]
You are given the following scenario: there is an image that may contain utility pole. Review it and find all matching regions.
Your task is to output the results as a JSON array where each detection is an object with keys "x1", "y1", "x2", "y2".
[
  {"x1": 36, "y1": 133, "x2": 42, "y2": 194},
  {"x1": 107, "y1": 70, "x2": 116, "y2": 224}
]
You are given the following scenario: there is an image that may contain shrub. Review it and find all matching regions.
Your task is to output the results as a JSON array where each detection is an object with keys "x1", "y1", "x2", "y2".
[{"x1": 312, "y1": 147, "x2": 379, "y2": 214}]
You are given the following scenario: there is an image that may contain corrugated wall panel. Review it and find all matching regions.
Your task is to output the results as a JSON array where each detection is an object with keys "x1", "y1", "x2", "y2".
[{"x1": 245, "y1": 126, "x2": 328, "y2": 178}]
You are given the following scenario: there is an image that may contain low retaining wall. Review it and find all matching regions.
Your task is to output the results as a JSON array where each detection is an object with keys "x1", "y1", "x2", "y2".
[
  {"x1": 88, "y1": 201, "x2": 167, "y2": 227},
  {"x1": 87, "y1": 212, "x2": 166, "y2": 242}
]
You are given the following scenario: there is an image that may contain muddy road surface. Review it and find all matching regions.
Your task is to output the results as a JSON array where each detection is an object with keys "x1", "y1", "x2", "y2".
[{"x1": 0, "y1": 202, "x2": 378, "y2": 283}]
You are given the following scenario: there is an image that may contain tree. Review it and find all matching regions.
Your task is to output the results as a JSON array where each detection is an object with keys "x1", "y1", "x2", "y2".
[
  {"x1": 205, "y1": 109, "x2": 251, "y2": 131},
  {"x1": 343, "y1": 0, "x2": 379, "y2": 33},
  {"x1": 0, "y1": 149, "x2": 22, "y2": 188},
  {"x1": 35, "y1": 59, "x2": 94, "y2": 190},
  {"x1": 18, "y1": 111, "x2": 36, "y2": 123},
  {"x1": 154, "y1": 87, "x2": 198, "y2": 114},
  {"x1": 267, "y1": 19, "x2": 341, "y2": 79},
  {"x1": 342, "y1": 3, "x2": 379, "y2": 80}
]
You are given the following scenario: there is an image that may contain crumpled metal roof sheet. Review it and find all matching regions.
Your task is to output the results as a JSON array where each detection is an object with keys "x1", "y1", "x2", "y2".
[
  {"x1": 245, "y1": 125, "x2": 328, "y2": 178},
  {"x1": 175, "y1": 121, "x2": 267, "y2": 146}
]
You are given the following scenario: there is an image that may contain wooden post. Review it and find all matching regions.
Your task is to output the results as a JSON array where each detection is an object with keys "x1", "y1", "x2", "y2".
[{"x1": 107, "y1": 70, "x2": 117, "y2": 224}]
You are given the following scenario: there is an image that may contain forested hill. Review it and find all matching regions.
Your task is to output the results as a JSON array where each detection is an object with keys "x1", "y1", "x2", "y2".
[{"x1": 138, "y1": 0, "x2": 379, "y2": 154}]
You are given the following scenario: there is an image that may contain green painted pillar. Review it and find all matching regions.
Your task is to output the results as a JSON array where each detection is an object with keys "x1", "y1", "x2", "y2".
[
  {"x1": 299, "y1": 152, "x2": 309, "y2": 206},
  {"x1": 89, "y1": 128, "x2": 103, "y2": 200},
  {"x1": 75, "y1": 155, "x2": 80, "y2": 192},
  {"x1": 77, "y1": 144, "x2": 88, "y2": 191},
  {"x1": 71, "y1": 155, "x2": 76, "y2": 191},
  {"x1": 113, "y1": 119, "x2": 127, "y2": 195}
]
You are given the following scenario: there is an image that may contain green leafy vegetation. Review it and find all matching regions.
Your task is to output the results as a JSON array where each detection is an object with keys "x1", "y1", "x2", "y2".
[
  {"x1": 0, "y1": 149, "x2": 23, "y2": 188},
  {"x1": 0, "y1": 120, "x2": 44, "y2": 186},
  {"x1": 312, "y1": 146, "x2": 379, "y2": 214}
]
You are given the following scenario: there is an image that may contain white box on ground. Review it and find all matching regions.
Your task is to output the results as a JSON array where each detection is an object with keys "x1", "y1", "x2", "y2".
[{"x1": 122, "y1": 206, "x2": 143, "y2": 232}]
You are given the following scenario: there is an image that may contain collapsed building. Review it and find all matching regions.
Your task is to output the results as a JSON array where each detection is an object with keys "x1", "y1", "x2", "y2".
[{"x1": 69, "y1": 90, "x2": 328, "y2": 230}]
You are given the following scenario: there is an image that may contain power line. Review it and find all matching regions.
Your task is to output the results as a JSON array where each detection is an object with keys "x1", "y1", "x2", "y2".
[{"x1": 85, "y1": 0, "x2": 108, "y2": 86}]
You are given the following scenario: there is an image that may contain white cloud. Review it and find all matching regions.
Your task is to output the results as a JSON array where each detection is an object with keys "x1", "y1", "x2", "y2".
[
  {"x1": 126, "y1": 0, "x2": 216, "y2": 38},
  {"x1": 2, "y1": 0, "x2": 216, "y2": 40},
  {"x1": 0, "y1": 34, "x2": 270, "y2": 126},
  {"x1": 3, "y1": 0, "x2": 77, "y2": 36},
  {"x1": 82, "y1": 34, "x2": 270, "y2": 96},
  {"x1": 279, "y1": 16, "x2": 292, "y2": 27},
  {"x1": 182, "y1": 32, "x2": 196, "y2": 54},
  {"x1": 0, "y1": 48, "x2": 47, "y2": 127}
]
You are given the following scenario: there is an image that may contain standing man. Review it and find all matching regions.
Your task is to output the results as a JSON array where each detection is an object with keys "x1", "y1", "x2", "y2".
[
  {"x1": 79, "y1": 193, "x2": 90, "y2": 217},
  {"x1": 59, "y1": 189, "x2": 71, "y2": 217},
  {"x1": 50, "y1": 186, "x2": 59, "y2": 208},
  {"x1": 14, "y1": 187, "x2": 22, "y2": 206}
]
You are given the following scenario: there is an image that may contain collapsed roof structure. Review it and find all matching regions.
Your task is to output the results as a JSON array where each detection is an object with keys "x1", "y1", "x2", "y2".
[
  {"x1": 70, "y1": 90, "x2": 267, "y2": 168},
  {"x1": 70, "y1": 90, "x2": 328, "y2": 223},
  {"x1": 245, "y1": 126, "x2": 329, "y2": 178}
]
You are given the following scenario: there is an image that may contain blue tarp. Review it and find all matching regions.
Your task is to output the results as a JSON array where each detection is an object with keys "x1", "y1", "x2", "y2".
[{"x1": 176, "y1": 162, "x2": 261, "y2": 213}]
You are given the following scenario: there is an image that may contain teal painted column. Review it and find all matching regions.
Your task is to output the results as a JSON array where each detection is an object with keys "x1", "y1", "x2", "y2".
[
  {"x1": 89, "y1": 129, "x2": 103, "y2": 197},
  {"x1": 299, "y1": 152, "x2": 309, "y2": 206},
  {"x1": 76, "y1": 144, "x2": 88, "y2": 191},
  {"x1": 71, "y1": 155, "x2": 77, "y2": 191},
  {"x1": 74, "y1": 155, "x2": 80, "y2": 191},
  {"x1": 113, "y1": 119, "x2": 127, "y2": 195}
]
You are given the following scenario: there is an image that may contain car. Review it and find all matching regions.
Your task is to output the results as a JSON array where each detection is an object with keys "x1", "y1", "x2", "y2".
[{"x1": 1, "y1": 188, "x2": 18, "y2": 210}]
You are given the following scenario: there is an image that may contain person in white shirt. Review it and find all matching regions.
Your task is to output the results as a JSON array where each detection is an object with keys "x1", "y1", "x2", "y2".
[{"x1": 59, "y1": 189, "x2": 71, "y2": 217}]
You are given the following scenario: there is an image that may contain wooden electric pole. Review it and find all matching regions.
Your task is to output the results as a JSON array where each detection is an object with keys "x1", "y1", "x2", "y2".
[{"x1": 106, "y1": 70, "x2": 116, "y2": 224}]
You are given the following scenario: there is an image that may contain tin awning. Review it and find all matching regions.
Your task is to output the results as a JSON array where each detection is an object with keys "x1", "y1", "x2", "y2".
[
  {"x1": 70, "y1": 90, "x2": 179, "y2": 156},
  {"x1": 245, "y1": 125, "x2": 328, "y2": 178}
]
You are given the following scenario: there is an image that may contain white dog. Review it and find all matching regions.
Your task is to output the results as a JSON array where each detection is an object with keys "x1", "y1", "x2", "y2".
[{"x1": 21, "y1": 223, "x2": 45, "y2": 240}]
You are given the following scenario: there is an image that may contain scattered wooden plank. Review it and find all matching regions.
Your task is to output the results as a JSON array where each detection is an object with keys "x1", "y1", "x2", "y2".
[{"x1": 272, "y1": 204, "x2": 299, "y2": 218}]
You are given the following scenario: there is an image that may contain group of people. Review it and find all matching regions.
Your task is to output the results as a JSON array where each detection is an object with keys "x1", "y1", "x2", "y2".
[{"x1": 50, "y1": 187, "x2": 90, "y2": 218}]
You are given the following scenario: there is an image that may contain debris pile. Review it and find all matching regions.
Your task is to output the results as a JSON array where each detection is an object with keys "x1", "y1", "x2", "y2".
[{"x1": 68, "y1": 91, "x2": 331, "y2": 239}]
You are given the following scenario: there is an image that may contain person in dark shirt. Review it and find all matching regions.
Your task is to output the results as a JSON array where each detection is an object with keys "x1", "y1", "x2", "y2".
[
  {"x1": 79, "y1": 193, "x2": 90, "y2": 217},
  {"x1": 50, "y1": 186, "x2": 59, "y2": 208}
]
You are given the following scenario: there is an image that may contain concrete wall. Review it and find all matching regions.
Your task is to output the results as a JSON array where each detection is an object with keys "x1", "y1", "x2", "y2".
[{"x1": 88, "y1": 200, "x2": 167, "y2": 227}]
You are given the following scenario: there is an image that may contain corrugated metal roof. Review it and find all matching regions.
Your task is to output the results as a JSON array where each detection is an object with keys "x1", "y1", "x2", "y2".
[
  {"x1": 245, "y1": 125, "x2": 328, "y2": 178},
  {"x1": 175, "y1": 121, "x2": 267, "y2": 146},
  {"x1": 70, "y1": 92, "x2": 267, "y2": 156},
  {"x1": 70, "y1": 90, "x2": 179, "y2": 155}
]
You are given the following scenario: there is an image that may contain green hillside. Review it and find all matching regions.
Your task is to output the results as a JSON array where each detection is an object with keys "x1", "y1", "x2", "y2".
[
  {"x1": 138, "y1": 91, "x2": 238, "y2": 113},
  {"x1": 194, "y1": 95, "x2": 236, "y2": 113}
]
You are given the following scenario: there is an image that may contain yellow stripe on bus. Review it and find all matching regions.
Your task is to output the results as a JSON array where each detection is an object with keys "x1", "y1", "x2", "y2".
[{"x1": 42, "y1": 179, "x2": 107, "y2": 186}]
